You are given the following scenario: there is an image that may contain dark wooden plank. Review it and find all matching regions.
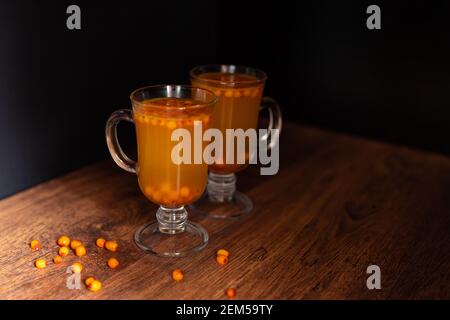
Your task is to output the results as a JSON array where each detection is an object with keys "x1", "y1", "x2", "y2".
[{"x1": 0, "y1": 123, "x2": 449, "y2": 299}]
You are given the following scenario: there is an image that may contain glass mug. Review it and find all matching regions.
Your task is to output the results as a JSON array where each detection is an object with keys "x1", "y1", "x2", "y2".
[
  {"x1": 105, "y1": 85, "x2": 217, "y2": 257},
  {"x1": 190, "y1": 65, "x2": 282, "y2": 219}
]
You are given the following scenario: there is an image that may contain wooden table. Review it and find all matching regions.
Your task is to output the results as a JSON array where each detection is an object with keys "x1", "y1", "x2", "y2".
[{"x1": 1, "y1": 123, "x2": 449, "y2": 299}]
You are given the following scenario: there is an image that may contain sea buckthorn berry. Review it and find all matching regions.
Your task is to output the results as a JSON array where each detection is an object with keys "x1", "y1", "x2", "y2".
[
  {"x1": 251, "y1": 88, "x2": 260, "y2": 98},
  {"x1": 95, "y1": 238, "x2": 106, "y2": 248},
  {"x1": 213, "y1": 89, "x2": 222, "y2": 97},
  {"x1": 88, "y1": 280, "x2": 102, "y2": 292},
  {"x1": 85, "y1": 277, "x2": 95, "y2": 287},
  {"x1": 75, "y1": 245, "x2": 87, "y2": 257},
  {"x1": 171, "y1": 269, "x2": 184, "y2": 281},
  {"x1": 105, "y1": 240, "x2": 118, "y2": 252},
  {"x1": 35, "y1": 259, "x2": 46, "y2": 269},
  {"x1": 70, "y1": 239, "x2": 82, "y2": 250},
  {"x1": 58, "y1": 246, "x2": 70, "y2": 257},
  {"x1": 166, "y1": 120, "x2": 177, "y2": 130},
  {"x1": 224, "y1": 90, "x2": 234, "y2": 98},
  {"x1": 57, "y1": 235, "x2": 71, "y2": 247},
  {"x1": 180, "y1": 186, "x2": 190, "y2": 198},
  {"x1": 71, "y1": 262, "x2": 83, "y2": 273},
  {"x1": 107, "y1": 258, "x2": 119, "y2": 269},
  {"x1": 30, "y1": 239, "x2": 42, "y2": 251},
  {"x1": 216, "y1": 249, "x2": 230, "y2": 257},
  {"x1": 234, "y1": 90, "x2": 242, "y2": 98},
  {"x1": 202, "y1": 114, "x2": 210, "y2": 124},
  {"x1": 152, "y1": 191, "x2": 162, "y2": 203},
  {"x1": 53, "y1": 256, "x2": 62, "y2": 264},
  {"x1": 225, "y1": 288, "x2": 236, "y2": 298},
  {"x1": 243, "y1": 89, "x2": 252, "y2": 97},
  {"x1": 216, "y1": 254, "x2": 228, "y2": 265}
]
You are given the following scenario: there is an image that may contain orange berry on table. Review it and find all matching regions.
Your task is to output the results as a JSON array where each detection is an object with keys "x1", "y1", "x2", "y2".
[
  {"x1": 35, "y1": 259, "x2": 46, "y2": 269},
  {"x1": 75, "y1": 245, "x2": 87, "y2": 257},
  {"x1": 95, "y1": 238, "x2": 106, "y2": 248},
  {"x1": 216, "y1": 249, "x2": 230, "y2": 257},
  {"x1": 107, "y1": 258, "x2": 119, "y2": 269},
  {"x1": 85, "y1": 277, "x2": 95, "y2": 287},
  {"x1": 30, "y1": 239, "x2": 42, "y2": 251},
  {"x1": 88, "y1": 280, "x2": 102, "y2": 292},
  {"x1": 70, "y1": 239, "x2": 82, "y2": 250},
  {"x1": 105, "y1": 240, "x2": 118, "y2": 252},
  {"x1": 216, "y1": 254, "x2": 228, "y2": 265},
  {"x1": 58, "y1": 246, "x2": 70, "y2": 257},
  {"x1": 225, "y1": 288, "x2": 236, "y2": 298},
  {"x1": 57, "y1": 235, "x2": 71, "y2": 247},
  {"x1": 71, "y1": 262, "x2": 83, "y2": 273},
  {"x1": 53, "y1": 256, "x2": 62, "y2": 264},
  {"x1": 171, "y1": 269, "x2": 184, "y2": 281}
]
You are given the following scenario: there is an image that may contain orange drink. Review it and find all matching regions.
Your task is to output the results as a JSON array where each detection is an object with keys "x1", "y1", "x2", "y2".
[
  {"x1": 106, "y1": 85, "x2": 216, "y2": 256},
  {"x1": 189, "y1": 65, "x2": 281, "y2": 220},
  {"x1": 133, "y1": 98, "x2": 212, "y2": 207},
  {"x1": 191, "y1": 69, "x2": 265, "y2": 173}
]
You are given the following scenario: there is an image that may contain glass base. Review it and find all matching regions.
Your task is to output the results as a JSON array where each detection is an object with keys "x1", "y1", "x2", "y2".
[
  {"x1": 189, "y1": 173, "x2": 253, "y2": 219},
  {"x1": 134, "y1": 206, "x2": 208, "y2": 257}
]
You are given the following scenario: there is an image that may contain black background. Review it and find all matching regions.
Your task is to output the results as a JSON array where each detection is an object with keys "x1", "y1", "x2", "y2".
[{"x1": 0, "y1": 0, "x2": 449, "y2": 199}]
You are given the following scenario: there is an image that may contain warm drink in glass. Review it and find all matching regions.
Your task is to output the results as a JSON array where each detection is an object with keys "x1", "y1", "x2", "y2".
[
  {"x1": 190, "y1": 65, "x2": 282, "y2": 219},
  {"x1": 106, "y1": 85, "x2": 216, "y2": 256}
]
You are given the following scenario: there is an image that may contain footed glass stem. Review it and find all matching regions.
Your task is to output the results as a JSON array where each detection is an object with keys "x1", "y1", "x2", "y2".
[
  {"x1": 134, "y1": 206, "x2": 208, "y2": 257},
  {"x1": 189, "y1": 172, "x2": 253, "y2": 219}
]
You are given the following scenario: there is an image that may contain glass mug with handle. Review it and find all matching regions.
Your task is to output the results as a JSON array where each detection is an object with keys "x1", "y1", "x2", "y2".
[
  {"x1": 105, "y1": 85, "x2": 216, "y2": 257},
  {"x1": 190, "y1": 65, "x2": 282, "y2": 219}
]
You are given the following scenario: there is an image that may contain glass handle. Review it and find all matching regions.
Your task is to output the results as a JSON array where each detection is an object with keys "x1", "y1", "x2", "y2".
[
  {"x1": 259, "y1": 97, "x2": 282, "y2": 150},
  {"x1": 105, "y1": 109, "x2": 137, "y2": 174}
]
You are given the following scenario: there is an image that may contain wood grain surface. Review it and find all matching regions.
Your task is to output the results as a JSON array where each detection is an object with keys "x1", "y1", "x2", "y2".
[{"x1": 0, "y1": 123, "x2": 449, "y2": 299}]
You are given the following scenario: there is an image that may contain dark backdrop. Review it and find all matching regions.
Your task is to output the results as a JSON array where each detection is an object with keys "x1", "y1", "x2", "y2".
[{"x1": 0, "y1": 0, "x2": 449, "y2": 199}]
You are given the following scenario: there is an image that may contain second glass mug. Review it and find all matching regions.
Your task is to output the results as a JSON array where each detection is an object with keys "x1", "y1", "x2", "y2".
[
  {"x1": 190, "y1": 65, "x2": 282, "y2": 219},
  {"x1": 105, "y1": 85, "x2": 217, "y2": 257}
]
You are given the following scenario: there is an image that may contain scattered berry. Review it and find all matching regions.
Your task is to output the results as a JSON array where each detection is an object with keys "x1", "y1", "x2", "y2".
[
  {"x1": 88, "y1": 280, "x2": 102, "y2": 292},
  {"x1": 35, "y1": 259, "x2": 47, "y2": 269},
  {"x1": 85, "y1": 277, "x2": 95, "y2": 287},
  {"x1": 171, "y1": 269, "x2": 184, "y2": 281},
  {"x1": 53, "y1": 256, "x2": 62, "y2": 264},
  {"x1": 75, "y1": 245, "x2": 87, "y2": 257},
  {"x1": 30, "y1": 240, "x2": 42, "y2": 251},
  {"x1": 71, "y1": 262, "x2": 83, "y2": 273},
  {"x1": 216, "y1": 254, "x2": 228, "y2": 265},
  {"x1": 58, "y1": 246, "x2": 70, "y2": 257},
  {"x1": 95, "y1": 238, "x2": 106, "y2": 248},
  {"x1": 216, "y1": 249, "x2": 230, "y2": 257},
  {"x1": 70, "y1": 239, "x2": 82, "y2": 250},
  {"x1": 225, "y1": 288, "x2": 236, "y2": 298},
  {"x1": 57, "y1": 235, "x2": 71, "y2": 247},
  {"x1": 105, "y1": 240, "x2": 118, "y2": 252},
  {"x1": 107, "y1": 258, "x2": 119, "y2": 269}
]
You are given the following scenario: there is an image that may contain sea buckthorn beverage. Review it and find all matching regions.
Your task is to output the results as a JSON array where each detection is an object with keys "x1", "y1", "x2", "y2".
[
  {"x1": 133, "y1": 97, "x2": 212, "y2": 207},
  {"x1": 105, "y1": 85, "x2": 217, "y2": 257},
  {"x1": 189, "y1": 65, "x2": 282, "y2": 220},
  {"x1": 191, "y1": 68, "x2": 265, "y2": 173}
]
